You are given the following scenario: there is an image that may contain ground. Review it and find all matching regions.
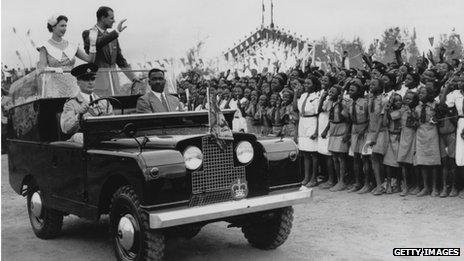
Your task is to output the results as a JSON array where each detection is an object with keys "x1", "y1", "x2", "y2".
[{"x1": 1, "y1": 154, "x2": 463, "y2": 260}]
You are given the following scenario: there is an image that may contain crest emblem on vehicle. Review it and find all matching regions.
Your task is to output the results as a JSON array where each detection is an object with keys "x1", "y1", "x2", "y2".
[{"x1": 231, "y1": 179, "x2": 248, "y2": 200}]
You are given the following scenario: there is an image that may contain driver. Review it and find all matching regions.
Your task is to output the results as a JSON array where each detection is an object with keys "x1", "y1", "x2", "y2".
[{"x1": 60, "y1": 63, "x2": 113, "y2": 143}]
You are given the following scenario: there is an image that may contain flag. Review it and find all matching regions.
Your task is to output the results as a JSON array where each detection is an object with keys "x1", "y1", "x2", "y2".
[
  {"x1": 455, "y1": 34, "x2": 462, "y2": 44},
  {"x1": 428, "y1": 37, "x2": 434, "y2": 47},
  {"x1": 30, "y1": 39, "x2": 37, "y2": 49},
  {"x1": 298, "y1": 41, "x2": 304, "y2": 53},
  {"x1": 208, "y1": 87, "x2": 233, "y2": 150},
  {"x1": 15, "y1": 50, "x2": 26, "y2": 68},
  {"x1": 154, "y1": 60, "x2": 164, "y2": 68},
  {"x1": 253, "y1": 57, "x2": 258, "y2": 67}
]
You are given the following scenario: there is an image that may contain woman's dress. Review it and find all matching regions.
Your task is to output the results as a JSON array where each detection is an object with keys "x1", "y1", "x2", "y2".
[
  {"x1": 39, "y1": 40, "x2": 79, "y2": 97},
  {"x1": 297, "y1": 92, "x2": 319, "y2": 152}
]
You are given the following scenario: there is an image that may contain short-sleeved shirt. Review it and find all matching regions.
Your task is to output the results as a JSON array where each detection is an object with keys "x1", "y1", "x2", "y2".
[
  {"x1": 297, "y1": 92, "x2": 319, "y2": 116},
  {"x1": 347, "y1": 97, "x2": 369, "y2": 124},
  {"x1": 415, "y1": 101, "x2": 436, "y2": 123}
]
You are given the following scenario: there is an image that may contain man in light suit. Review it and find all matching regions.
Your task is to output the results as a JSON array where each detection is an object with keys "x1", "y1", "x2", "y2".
[
  {"x1": 136, "y1": 68, "x2": 184, "y2": 113},
  {"x1": 82, "y1": 6, "x2": 139, "y2": 91},
  {"x1": 61, "y1": 63, "x2": 113, "y2": 143}
]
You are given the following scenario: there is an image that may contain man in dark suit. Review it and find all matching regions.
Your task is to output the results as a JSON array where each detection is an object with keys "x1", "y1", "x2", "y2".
[
  {"x1": 82, "y1": 6, "x2": 139, "y2": 91},
  {"x1": 136, "y1": 68, "x2": 184, "y2": 113}
]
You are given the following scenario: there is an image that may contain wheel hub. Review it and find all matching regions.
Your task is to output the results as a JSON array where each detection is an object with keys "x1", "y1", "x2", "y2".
[
  {"x1": 30, "y1": 192, "x2": 42, "y2": 218},
  {"x1": 117, "y1": 215, "x2": 136, "y2": 251}
]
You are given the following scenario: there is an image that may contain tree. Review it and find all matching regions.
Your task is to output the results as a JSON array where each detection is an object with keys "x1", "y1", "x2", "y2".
[
  {"x1": 378, "y1": 27, "x2": 401, "y2": 63},
  {"x1": 374, "y1": 27, "x2": 420, "y2": 65}
]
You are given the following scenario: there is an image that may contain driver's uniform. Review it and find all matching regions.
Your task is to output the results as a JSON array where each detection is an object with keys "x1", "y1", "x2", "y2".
[{"x1": 60, "y1": 91, "x2": 113, "y2": 143}]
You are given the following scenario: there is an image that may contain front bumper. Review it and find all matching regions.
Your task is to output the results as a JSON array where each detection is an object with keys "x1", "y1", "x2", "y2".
[{"x1": 148, "y1": 186, "x2": 312, "y2": 229}]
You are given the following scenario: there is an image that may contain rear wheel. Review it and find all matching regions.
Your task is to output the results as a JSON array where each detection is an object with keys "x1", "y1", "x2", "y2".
[
  {"x1": 27, "y1": 184, "x2": 63, "y2": 239},
  {"x1": 241, "y1": 207, "x2": 294, "y2": 250},
  {"x1": 109, "y1": 186, "x2": 165, "y2": 261}
]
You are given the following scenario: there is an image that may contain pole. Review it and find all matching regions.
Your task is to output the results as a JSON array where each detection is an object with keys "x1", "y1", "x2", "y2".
[
  {"x1": 270, "y1": 0, "x2": 274, "y2": 28},
  {"x1": 261, "y1": 0, "x2": 265, "y2": 28},
  {"x1": 206, "y1": 85, "x2": 211, "y2": 133}
]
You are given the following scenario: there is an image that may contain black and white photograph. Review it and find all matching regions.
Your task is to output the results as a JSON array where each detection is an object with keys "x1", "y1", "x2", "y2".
[{"x1": 1, "y1": 0, "x2": 463, "y2": 260}]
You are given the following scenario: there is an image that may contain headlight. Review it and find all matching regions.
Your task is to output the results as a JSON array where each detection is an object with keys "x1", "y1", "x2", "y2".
[
  {"x1": 236, "y1": 141, "x2": 254, "y2": 164},
  {"x1": 183, "y1": 146, "x2": 203, "y2": 170}
]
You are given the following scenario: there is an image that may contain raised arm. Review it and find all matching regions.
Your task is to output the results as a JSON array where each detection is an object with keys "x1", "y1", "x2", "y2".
[
  {"x1": 395, "y1": 42, "x2": 405, "y2": 66},
  {"x1": 82, "y1": 30, "x2": 119, "y2": 54},
  {"x1": 76, "y1": 47, "x2": 96, "y2": 63}
]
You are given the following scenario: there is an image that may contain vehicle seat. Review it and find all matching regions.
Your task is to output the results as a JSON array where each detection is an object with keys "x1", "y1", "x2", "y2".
[{"x1": 113, "y1": 108, "x2": 137, "y2": 115}]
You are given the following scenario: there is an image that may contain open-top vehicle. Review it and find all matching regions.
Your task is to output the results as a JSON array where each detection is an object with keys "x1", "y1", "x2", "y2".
[{"x1": 6, "y1": 69, "x2": 312, "y2": 261}]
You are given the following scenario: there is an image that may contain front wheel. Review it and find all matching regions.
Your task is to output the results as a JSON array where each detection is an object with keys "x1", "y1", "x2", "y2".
[
  {"x1": 109, "y1": 186, "x2": 165, "y2": 261},
  {"x1": 27, "y1": 184, "x2": 63, "y2": 239},
  {"x1": 241, "y1": 207, "x2": 294, "y2": 250}
]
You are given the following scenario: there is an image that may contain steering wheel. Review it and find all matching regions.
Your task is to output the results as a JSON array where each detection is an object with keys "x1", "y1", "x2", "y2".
[{"x1": 88, "y1": 97, "x2": 124, "y2": 115}]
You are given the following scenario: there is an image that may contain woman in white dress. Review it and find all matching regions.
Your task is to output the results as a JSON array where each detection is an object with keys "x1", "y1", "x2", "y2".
[
  {"x1": 38, "y1": 14, "x2": 97, "y2": 97},
  {"x1": 297, "y1": 76, "x2": 321, "y2": 186}
]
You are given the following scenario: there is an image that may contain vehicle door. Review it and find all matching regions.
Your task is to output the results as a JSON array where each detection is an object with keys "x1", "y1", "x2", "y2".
[{"x1": 48, "y1": 143, "x2": 85, "y2": 210}]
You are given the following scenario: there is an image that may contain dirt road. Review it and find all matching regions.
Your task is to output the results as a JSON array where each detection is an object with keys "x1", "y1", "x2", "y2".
[{"x1": 2, "y1": 155, "x2": 463, "y2": 260}]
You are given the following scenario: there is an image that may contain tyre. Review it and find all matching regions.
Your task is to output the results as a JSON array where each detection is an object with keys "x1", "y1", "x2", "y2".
[
  {"x1": 241, "y1": 207, "x2": 294, "y2": 250},
  {"x1": 109, "y1": 185, "x2": 165, "y2": 261},
  {"x1": 27, "y1": 184, "x2": 63, "y2": 239}
]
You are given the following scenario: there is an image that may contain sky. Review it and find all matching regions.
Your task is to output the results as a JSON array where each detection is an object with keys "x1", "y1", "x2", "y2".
[{"x1": 1, "y1": 0, "x2": 463, "y2": 68}]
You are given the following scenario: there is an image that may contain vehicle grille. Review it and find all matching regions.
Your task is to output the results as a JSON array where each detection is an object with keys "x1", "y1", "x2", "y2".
[{"x1": 190, "y1": 136, "x2": 246, "y2": 206}]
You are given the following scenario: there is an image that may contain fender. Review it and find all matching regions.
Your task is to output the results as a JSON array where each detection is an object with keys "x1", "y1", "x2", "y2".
[
  {"x1": 138, "y1": 150, "x2": 186, "y2": 179},
  {"x1": 256, "y1": 138, "x2": 302, "y2": 188}
]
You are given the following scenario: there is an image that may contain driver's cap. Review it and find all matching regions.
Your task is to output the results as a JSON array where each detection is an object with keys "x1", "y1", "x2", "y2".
[{"x1": 71, "y1": 63, "x2": 98, "y2": 81}]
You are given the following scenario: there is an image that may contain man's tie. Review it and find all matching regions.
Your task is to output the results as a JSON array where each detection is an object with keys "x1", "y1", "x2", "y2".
[
  {"x1": 88, "y1": 94, "x2": 101, "y2": 115},
  {"x1": 161, "y1": 94, "x2": 169, "y2": 112},
  {"x1": 352, "y1": 99, "x2": 357, "y2": 123}
]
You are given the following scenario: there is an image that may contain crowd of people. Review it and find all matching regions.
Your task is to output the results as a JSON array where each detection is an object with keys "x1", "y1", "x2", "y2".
[{"x1": 175, "y1": 46, "x2": 464, "y2": 198}]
